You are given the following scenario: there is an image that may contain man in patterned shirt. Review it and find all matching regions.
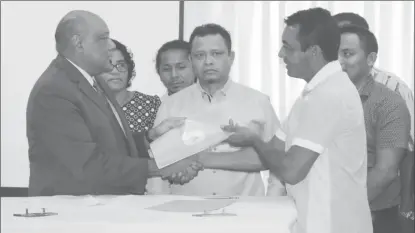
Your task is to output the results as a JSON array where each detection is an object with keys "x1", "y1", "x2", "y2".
[
  {"x1": 339, "y1": 25, "x2": 411, "y2": 233},
  {"x1": 335, "y1": 12, "x2": 415, "y2": 231}
]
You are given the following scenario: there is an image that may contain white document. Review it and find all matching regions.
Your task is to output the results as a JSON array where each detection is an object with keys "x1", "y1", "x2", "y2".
[{"x1": 150, "y1": 104, "x2": 233, "y2": 169}]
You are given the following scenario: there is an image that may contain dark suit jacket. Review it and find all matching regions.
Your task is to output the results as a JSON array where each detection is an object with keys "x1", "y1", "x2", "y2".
[{"x1": 26, "y1": 55, "x2": 150, "y2": 196}]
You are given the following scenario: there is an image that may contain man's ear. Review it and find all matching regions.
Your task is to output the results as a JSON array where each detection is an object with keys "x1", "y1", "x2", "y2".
[
  {"x1": 367, "y1": 52, "x2": 377, "y2": 67},
  {"x1": 309, "y1": 45, "x2": 321, "y2": 57},
  {"x1": 229, "y1": 50, "x2": 235, "y2": 66},
  {"x1": 71, "y1": 34, "x2": 83, "y2": 51}
]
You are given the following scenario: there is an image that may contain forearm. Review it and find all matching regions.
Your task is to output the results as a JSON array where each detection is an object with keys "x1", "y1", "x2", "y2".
[
  {"x1": 400, "y1": 151, "x2": 414, "y2": 203},
  {"x1": 252, "y1": 137, "x2": 288, "y2": 182},
  {"x1": 147, "y1": 159, "x2": 162, "y2": 177},
  {"x1": 367, "y1": 167, "x2": 399, "y2": 202},
  {"x1": 199, "y1": 148, "x2": 265, "y2": 172}
]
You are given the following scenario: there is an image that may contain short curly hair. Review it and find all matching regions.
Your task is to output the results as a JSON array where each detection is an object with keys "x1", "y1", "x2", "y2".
[{"x1": 111, "y1": 38, "x2": 136, "y2": 88}]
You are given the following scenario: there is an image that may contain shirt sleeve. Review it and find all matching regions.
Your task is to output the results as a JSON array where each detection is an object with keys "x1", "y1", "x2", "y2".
[
  {"x1": 291, "y1": 93, "x2": 343, "y2": 154},
  {"x1": 375, "y1": 97, "x2": 411, "y2": 150},
  {"x1": 261, "y1": 96, "x2": 281, "y2": 142},
  {"x1": 394, "y1": 84, "x2": 414, "y2": 151},
  {"x1": 372, "y1": 68, "x2": 414, "y2": 151},
  {"x1": 146, "y1": 95, "x2": 162, "y2": 129},
  {"x1": 153, "y1": 98, "x2": 170, "y2": 128}
]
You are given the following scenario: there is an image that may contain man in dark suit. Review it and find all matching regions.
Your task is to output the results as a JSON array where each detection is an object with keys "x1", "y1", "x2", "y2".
[{"x1": 26, "y1": 10, "x2": 201, "y2": 196}]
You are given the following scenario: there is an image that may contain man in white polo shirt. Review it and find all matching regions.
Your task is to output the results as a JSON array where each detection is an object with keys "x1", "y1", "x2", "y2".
[
  {"x1": 153, "y1": 23, "x2": 285, "y2": 196},
  {"x1": 223, "y1": 8, "x2": 373, "y2": 233}
]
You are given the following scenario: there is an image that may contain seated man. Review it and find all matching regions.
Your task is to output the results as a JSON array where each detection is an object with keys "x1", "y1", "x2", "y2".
[
  {"x1": 154, "y1": 23, "x2": 285, "y2": 196},
  {"x1": 339, "y1": 25, "x2": 411, "y2": 233}
]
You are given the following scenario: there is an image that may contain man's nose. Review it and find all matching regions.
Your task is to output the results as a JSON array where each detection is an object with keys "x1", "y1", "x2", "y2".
[
  {"x1": 204, "y1": 54, "x2": 214, "y2": 65},
  {"x1": 108, "y1": 38, "x2": 116, "y2": 50},
  {"x1": 278, "y1": 47, "x2": 284, "y2": 59},
  {"x1": 170, "y1": 69, "x2": 181, "y2": 81}
]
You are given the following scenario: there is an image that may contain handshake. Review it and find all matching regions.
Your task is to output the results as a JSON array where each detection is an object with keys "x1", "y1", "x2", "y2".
[
  {"x1": 149, "y1": 116, "x2": 265, "y2": 185},
  {"x1": 159, "y1": 153, "x2": 204, "y2": 185},
  {"x1": 148, "y1": 117, "x2": 205, "y2": 185}
]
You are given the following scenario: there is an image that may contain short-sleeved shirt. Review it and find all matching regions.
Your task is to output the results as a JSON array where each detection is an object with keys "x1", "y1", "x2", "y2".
[
  {"x1": 372, "y1": 67, "x2": 414, "y2": 151},
  {"x1": 121, "y1": 91, "x2": 161, "y2": 133},
  {"x1": 277, "y1": 61, "x2": 372, "y2": 233},
  {"x1": 359, "y1": 76, "x2": 411, "y2": 211},
  {"x1": 153, "y1": 79, "x2": 283, "y2": 196}
]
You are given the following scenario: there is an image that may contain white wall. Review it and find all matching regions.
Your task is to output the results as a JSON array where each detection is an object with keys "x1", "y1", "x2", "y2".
[{"x1": 1, "y1": 1, "x2": 180, "y2": 187}]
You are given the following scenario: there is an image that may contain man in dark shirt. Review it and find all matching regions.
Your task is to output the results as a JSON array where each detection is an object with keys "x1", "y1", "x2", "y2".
[{"x1": 339, "y1": 25, "x2": 411, "y2": 233}]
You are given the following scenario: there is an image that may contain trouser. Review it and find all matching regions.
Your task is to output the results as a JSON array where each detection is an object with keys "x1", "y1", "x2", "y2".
[{"x1": 371, "y1": 205, "x2": 402, "y2": 233}]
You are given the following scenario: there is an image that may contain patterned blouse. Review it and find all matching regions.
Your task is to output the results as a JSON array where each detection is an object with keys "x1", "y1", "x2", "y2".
[{"x1": 121, "y1": 91, "x2": 161, "y2": 133}]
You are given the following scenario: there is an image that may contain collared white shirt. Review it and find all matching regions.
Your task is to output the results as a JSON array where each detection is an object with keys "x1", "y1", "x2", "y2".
[
  {"x1": 66, "y1": 58, "x2": 95, "y2": 86},
  {"x1": 152, "y1": 78, "x2": 283, "y2": 196},
  {"x1": 274, "y1": 61, "x2": 373, "y2": 233}
]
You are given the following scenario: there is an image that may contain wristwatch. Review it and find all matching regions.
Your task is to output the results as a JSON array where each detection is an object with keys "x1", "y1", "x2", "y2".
[{"x1": 400, "y1": 210, "x2": 415, "y2": 220}]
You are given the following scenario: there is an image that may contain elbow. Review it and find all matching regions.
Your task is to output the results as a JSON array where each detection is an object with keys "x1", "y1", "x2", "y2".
[{"x1": 280, "y1": 169, "x2": 307, "y2": 185}]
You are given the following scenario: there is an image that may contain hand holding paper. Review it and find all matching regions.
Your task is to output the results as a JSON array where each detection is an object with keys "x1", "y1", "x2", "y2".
[
  {"x1": 148, "y1": 117, "x2": 187, "y2": 141},
  {"x1": 150, "y1": 107, "x2": 233, "y2": 169}
]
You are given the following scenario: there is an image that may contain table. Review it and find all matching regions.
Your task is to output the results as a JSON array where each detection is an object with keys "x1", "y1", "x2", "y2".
[{"x1": 1, "y1": 195, "x2": 297, "y2": 233}]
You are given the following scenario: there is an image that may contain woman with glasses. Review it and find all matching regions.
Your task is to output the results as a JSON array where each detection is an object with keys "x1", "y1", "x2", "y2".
[{"x1": 98, "y1": 39, "x2": 161, "y2": 134}]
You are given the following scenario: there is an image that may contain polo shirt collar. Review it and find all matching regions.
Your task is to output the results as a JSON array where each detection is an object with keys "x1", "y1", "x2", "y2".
[
  {"x1": 196, "y1": 77, "x2": 233, "y2": 98},
  {"x1": 358, "y1": 74, "x2": 376, "y2": 97}
]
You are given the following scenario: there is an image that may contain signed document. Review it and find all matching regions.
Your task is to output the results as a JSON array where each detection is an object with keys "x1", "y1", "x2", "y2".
[{"x1": 150, "y1": 104, "x2": 233, "y2": 169}]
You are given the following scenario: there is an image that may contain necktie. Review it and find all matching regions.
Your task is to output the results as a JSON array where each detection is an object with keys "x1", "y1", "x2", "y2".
[{"x1": 92, "y1": 79, "x2": 127, "y2": 136}]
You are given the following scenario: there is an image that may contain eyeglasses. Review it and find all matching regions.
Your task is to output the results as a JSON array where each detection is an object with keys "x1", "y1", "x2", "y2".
[{"x1": 112, "y1": 62, "x2": 128, "y2": 73}]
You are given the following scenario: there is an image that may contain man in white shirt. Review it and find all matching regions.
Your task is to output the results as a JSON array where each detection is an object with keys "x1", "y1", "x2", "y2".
[
  {"x1": 154, "y1": 23, "x2": 285, "y2": 196},
  {"x1": 223, "y1": 8, "x2": 373, "y2": 233},
  {"x1": 146, "y1": 40, "x2": 197, "y2": 194}
]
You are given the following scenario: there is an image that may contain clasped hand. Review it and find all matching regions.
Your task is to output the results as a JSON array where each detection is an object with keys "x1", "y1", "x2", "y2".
[
  {"x1": 157, "y1": 118, "x2": 263, "y2": 185},
  {"x1": 159, "y1": 154, "x2": 204, "y2": 185}
]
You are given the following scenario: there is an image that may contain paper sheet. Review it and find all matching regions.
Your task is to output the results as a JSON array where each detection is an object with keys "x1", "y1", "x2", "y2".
[
  {"x1": 150, "y1": 104, "x2": 233, "y2": 169},
  {"x1": 146, "y1": 199, "x2": 236, "y2": 213}
]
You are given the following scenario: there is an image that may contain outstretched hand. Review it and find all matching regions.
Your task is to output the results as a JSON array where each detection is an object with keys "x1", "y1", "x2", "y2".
[{"x1": 221, "y1": 119, "x2": 262, "y2": 147}]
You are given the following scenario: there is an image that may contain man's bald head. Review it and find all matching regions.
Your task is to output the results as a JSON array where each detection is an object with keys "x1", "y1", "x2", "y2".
[
  {"x1": 54, "y1": 10, "x2": 115, "y2": 76},
  {"x1": 55, "y1": 10, "x2": 100, "y2": 53}
]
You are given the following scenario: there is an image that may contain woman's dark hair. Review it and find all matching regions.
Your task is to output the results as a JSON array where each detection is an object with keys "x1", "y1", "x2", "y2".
[
  {"x1": 155, "y1": 39, "x2": 190, "y2": 74},
  {"x1": 112, "y1": 38, "x2": 136, "y2": 88}
]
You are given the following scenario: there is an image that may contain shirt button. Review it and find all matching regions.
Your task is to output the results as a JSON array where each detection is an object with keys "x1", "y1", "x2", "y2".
[
  {"x1": 212, "y1": 170, "x2": 216, "y2": 174},
  {"x1": 212, "y1": 192, "x2": 216, "y2": 195}
]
